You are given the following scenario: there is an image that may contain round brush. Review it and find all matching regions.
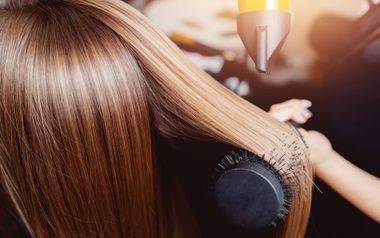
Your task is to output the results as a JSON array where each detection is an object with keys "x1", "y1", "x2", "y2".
[{"x1": 214, "y1": 149, "x2": 292, "y2": 230}]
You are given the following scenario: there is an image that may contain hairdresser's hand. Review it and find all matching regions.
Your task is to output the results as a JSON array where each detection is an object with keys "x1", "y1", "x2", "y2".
[
  {"x1": 269, "y1": 99, "x2": 312, "y2": 124},
  {"x1": 299, "y1": 129, "x2": 334, "y2": 172}
]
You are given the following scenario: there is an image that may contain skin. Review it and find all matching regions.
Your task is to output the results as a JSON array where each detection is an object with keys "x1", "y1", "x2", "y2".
[
  {"x1": 269, "y1": 99, "x2": 313, "y2": 124},
  {"x1": 300, "y1": 130, "x2": 380, "y2": 224},
  {"x1": 268, "y1": 99, "x2": 380, "y2": 224}
]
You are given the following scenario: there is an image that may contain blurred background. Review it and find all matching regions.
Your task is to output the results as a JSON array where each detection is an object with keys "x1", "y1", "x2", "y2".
[{"x1": 131, "y1": 0, "x2": 380, "y2": 237}]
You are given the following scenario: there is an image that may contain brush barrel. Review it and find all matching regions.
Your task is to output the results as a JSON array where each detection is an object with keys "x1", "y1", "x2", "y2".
[{"x1": 215, "y1": 158, "x2": 286, "y2": 230}]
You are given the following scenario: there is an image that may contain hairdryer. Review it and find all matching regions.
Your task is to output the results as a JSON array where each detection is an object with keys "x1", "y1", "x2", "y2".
[{"x1": 237, "y1": 0, "x2": 291, "y2": 73}]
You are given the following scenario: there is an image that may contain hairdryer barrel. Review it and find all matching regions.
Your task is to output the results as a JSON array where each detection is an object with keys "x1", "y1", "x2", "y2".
[{"x1": 237, "y1": 0, "x2": 291, "y2": 73}]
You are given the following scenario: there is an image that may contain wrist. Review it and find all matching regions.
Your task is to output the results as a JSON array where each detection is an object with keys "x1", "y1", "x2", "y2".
[{"x1": 313, "y1": 150, "x2": 338, "y2": 176}]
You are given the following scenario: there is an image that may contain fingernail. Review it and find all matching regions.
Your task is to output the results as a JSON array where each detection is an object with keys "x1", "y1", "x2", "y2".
[{"x1": 302, "y1": 100, "x2": 312, "y2": 107}]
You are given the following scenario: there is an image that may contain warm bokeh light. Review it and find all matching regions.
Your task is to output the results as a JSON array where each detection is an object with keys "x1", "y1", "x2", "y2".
[{"x1": 238, "y1": 0, "x2": 290, "y2": 13}]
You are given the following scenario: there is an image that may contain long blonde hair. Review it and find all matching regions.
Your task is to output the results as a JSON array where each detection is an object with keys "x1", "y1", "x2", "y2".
[{"x1": 0, "y1": 0, "x2": 312, "y2": 237}]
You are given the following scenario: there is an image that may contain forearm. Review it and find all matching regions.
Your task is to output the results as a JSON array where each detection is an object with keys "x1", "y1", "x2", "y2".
[{"x1": 315, "y1": 151, "x2": 380, "y2": 223}]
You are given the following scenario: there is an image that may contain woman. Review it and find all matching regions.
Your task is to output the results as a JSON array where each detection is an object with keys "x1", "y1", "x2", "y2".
[{"x1": 0, "y1": 0, "x2": 313, "y2": 237}]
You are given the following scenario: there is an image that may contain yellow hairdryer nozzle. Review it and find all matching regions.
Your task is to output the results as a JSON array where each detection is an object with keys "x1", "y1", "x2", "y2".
[
  {"x1": 237, "y1": 0, "x2": 291, "y2": 73},
  {"x1": 238, "y1": 0, "x2": 290, "y2": 14}
]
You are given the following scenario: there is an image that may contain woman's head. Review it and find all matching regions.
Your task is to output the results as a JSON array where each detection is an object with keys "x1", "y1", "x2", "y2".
[
  {"x1": 0, "y1": 1, "x2": 159, "y2": 237},
  {"x1": 0, "y1": 0, "x2": 312, "y2": 237}
]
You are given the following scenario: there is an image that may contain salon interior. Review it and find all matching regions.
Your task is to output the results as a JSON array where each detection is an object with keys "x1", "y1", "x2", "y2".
[{"x1": 129, "y1": 0, "x2": 380, "y2": 237}]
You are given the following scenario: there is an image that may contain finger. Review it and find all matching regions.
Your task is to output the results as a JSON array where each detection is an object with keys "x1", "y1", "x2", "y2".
[
  {"x1": 270, "y1": 99, "x2": 312, "y2": 111},
  {"x1": 300, "y1": 99, "x2": 312, "y2": 108},
  {"x1": 272, "y1": 104, "x2": 313, "y2": 122},
  {"x1": 292, "y1": 106, "x2": 314, "y2": 124},
  {"x1": 295, "y1": 106, "x2": 313, "y2": 120},
  {"x1": 290, "y1": 99, "x2": 312, "y2": 108},
  {"x1": 270, "y1": 107, "x2": 305, "y2": 122},
  {"x1": 269, "y1": 110, "x2": 288, "y2": 122},
  {"x1": 270, "y1": 105, "x2": 312, "y2": 123},
  {"x1": 289, "y1": 109, "x2": 308, "y2": 124}
]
